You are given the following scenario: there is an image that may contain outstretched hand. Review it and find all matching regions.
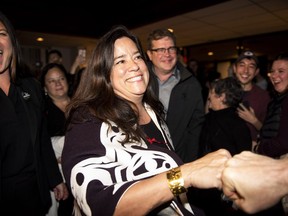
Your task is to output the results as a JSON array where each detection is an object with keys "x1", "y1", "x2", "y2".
[
  {"x1": 184, "y1": 149, "x2": 231, "y2": 190},
  {"x1": 222, "y1": 151, "x2": 288, "y2": 214}
]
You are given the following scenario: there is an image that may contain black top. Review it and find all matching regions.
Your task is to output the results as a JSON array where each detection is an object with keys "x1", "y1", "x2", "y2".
[
  {"x1": 0, "y1": 78, "x2": 63, "y2": 214},
  {"x1": 140, "y1": 120, "x2": 168, "y2": 149},
  {"x1": 199, "y1": 107, "x2": 252, "y2": 157},
  {"x1": 45, "y1": 96, "x2": 66, "y2": 136},
  {"x1": 0, "y1": 83, "x2": 34, "y2": 178}
]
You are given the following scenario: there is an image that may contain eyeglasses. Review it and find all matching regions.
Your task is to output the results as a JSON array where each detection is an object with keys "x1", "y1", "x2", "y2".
[{"x1": 150, "y1": 46, "x2": 177, "y2": 55}]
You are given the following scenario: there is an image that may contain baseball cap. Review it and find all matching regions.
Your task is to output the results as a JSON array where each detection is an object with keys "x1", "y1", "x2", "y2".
[{"x1": 235, "y1": 50, "x2": 259, "y2": 66}]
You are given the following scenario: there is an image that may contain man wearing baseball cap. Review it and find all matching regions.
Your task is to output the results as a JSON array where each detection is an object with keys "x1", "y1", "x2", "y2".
[
  {"x1": 235, "y1": 50, "x2": 259, "y2": 65},
  {"x1": 233, "y1": 50, "x2": 271, "y2": 147}
]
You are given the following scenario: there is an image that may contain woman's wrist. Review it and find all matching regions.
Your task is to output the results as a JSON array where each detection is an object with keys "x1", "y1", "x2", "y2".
[{"x1": 166, "y1": 167, "x2": 187, "y2": 196}]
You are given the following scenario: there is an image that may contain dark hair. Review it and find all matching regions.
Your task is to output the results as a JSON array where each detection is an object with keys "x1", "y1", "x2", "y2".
[
  {"x1": 66, "y1": 25, "x2": 164, "y2": 144},
  {"x1": 0, "y1": 11, "x2": 32, "y2": 82},
  {"x1": 210, "y1": 77, "x2": 243, "y2": 108},
  {"x1": 274, "y1": 52, "x2": 288, "y2": 61},
  {"x1": 40, "y1": 63, "x2": 68, "y2": 87},
  {"x1": 146, "y1": 28, "x2": 176, "y2": 50},
  {"x1": 48, "y1": 49, "x2": 62, "y2": 58}
]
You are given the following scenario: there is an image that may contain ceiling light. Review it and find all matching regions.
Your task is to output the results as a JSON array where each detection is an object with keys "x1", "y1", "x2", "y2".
[{"x1": 36, "y1": 37, "x2": 44, "y2": 42}]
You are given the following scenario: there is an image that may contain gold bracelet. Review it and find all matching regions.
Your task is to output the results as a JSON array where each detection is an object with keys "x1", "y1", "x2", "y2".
[{"x1": 166, "y1": 167, "x2": 187, "y2": 196}]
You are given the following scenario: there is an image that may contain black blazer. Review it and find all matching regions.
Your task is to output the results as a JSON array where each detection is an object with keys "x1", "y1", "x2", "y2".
[{"x1": 0, "y1": 77, "x2": 63, "y2": 212}]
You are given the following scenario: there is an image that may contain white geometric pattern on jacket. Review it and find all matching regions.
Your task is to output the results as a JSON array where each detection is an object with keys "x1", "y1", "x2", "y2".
[{"x1": 69, "y1": 104, "x2": 181, "y2": 215}]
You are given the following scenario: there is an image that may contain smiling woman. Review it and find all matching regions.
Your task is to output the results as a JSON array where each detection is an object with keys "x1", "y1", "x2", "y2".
[
  {"x1": 39, "y1": 62, "x2": 74, "y2": 215},
  {"x1": 61, "y1": 24, "x2": 231, "y2": 216},
  {"x1": 110, "y1": 36, "x2": 149, "y2": 101},
  {"x1": 255, "y1": 52, "x2": 288, "y2": 158}
]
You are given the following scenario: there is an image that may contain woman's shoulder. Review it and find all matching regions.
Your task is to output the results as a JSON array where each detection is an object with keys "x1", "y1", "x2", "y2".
[{"x1": 71, "y1": 107, "x2": 102, "y2": 124}]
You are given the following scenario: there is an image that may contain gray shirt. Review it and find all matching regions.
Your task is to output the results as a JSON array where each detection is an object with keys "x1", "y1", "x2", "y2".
[{"x1": 157, "y1": 68, "x2": 180, "y2": 118}]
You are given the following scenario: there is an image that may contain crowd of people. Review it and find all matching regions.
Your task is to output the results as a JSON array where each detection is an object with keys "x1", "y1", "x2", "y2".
[{"x1": 1, "y1": 10, "x2": 288, "y2": 216}]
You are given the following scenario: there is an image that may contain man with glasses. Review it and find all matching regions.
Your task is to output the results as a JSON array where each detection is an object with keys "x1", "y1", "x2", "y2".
[{"x1": 146, "y1": 28, "x2": 205, "y2": 163}]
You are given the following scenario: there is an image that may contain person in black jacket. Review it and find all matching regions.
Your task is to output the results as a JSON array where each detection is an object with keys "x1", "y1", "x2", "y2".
[
  {"x1": 255, "y1": 52, "x2": 288, "y2": 158},
  {"x1": 195, "y1": 77, "x2": 252, "y2": 216},
  {"x1": 0, "y1": 11, "x2": 68, "y2": 215},
  {"x1": 199, "y1": 77, "x2": 252, "y2": 157},
  {"x1": 146, "y1": 28, "x2": 205, "y2": 163}
]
